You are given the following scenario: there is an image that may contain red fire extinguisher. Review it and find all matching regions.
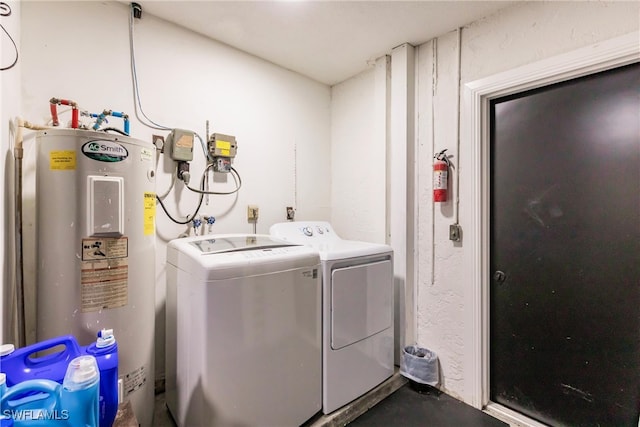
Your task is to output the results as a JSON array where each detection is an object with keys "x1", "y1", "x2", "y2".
[{"x1": 433, "y1": 149, "x2": 451, "y2": 202}]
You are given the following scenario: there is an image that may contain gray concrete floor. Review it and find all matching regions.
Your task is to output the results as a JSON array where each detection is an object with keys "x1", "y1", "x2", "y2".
[
  {"x1": 150, "y1": 373, "x2": 505, "y2": 427},
  {"x1": 151, "y1": 372, "x2": 407, "y2": 427},
  {"x1": 153, "y1": 392, "x2": 176, "y2": 427},
  {"x1": 349, "y1": 385, "x2": 508, "y2": 427}
]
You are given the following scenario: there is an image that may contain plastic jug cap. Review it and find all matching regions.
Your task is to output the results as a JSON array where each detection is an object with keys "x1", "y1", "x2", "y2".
[
  {"x1": 97, "y1": 328, "x2": 113, "y2": 339},
  {"x1": 96, "y1": 328, "x2": 116, "y2": 348},
  {"x1": 0, "y1": 344, "x2": 14, "y2": 356},
  {"x1": 96, "y1": 335, "x2": 116, "y2": 348},
  {"x1": 63, "y1": 355, "x2": 99, "y2": 388}
]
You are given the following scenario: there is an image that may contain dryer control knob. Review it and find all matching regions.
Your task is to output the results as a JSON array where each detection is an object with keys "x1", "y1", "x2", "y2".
[{"x1": 302, "y1": 227, "x2": 313, "y2": 237}]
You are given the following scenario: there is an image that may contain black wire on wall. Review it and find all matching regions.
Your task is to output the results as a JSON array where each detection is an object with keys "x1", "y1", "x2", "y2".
[
  {"x1": 0, "y1": 2, "x2": 19, "y2": 71},
  {"x1": 127, "y1": 3, "x2": 242, "y2": 226}
]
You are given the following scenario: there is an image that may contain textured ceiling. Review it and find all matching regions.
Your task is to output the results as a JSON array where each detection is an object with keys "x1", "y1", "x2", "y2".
[{"x1": 138, "y1": 1, "x2": 516, "y2": 85}]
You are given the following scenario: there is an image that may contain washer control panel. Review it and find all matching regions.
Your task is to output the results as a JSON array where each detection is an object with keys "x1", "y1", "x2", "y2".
[{"x1": 271, "y1": 221, "x2": 338, "y2": 242}]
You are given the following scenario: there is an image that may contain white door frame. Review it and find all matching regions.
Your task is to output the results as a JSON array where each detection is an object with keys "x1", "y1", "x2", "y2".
[{"x1": 463, "y1": 31, "x2": 639, "y2": 425}]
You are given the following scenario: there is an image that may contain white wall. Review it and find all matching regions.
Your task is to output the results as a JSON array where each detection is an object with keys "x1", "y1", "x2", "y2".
[
  {"x1": 330, "y1": 68, "x2": 374, "y2": 239},
  {"x1": 1, "y1": 0, "x2": 20, "y2": 343},
  {"x1": 11, "y1": 0, "x2": 639, "y2": 405},
  {"x1": 415, "y1": 1, "x2": 639, "y2": 404},
  {"x1": 330, "y1": 57, "x2": 388, "y2": 244},
  {"x1": 19, "y1": 1, "x2": 330, "y2": 382}
]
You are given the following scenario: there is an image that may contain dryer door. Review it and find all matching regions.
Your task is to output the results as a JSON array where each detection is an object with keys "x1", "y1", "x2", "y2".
[{"x1": 331, "y1": 259, "x2": 393, "y2": 350}]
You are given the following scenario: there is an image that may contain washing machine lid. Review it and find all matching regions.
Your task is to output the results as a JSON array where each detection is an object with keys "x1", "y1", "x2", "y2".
[
  {"x1": 270, "y1": 221, "x2": 392, "y2": 260},
  {"x1": 167, "y1": 234, "x2": 320, "y2": 280},
  {"x1": 188, "y1": 235, "x2": 293, "y2": 254}
]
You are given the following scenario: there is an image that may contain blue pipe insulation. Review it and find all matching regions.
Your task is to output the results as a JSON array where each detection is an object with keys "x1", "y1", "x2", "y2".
[
  {"x1": 90, "y1": 110, "x2": 130, "y2": 135},
  {"x1": 109, "y1": 112, "x2": 131, "y2": 135},
  {"x1": 92, "y1": 113, "x2": 107, "y2": 130}
]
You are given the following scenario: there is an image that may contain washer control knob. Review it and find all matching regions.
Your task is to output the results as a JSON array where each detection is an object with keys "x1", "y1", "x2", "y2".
[
  {"x1": 316, "y1": 227, "x2": 324, "y2": 234},
  {"x1": 302, "y1": 227, "x2": 313, "y2": 237}
]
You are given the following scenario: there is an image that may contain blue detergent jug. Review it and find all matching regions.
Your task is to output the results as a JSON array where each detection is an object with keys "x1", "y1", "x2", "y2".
[
  {"x1": 0, "y1": 375, "x2": 14, "y2": 427},
  {"x1": 61, "y1": 356, "x2": 100, "y2": 427},
  {"x1": 1, "y1": 377, "x2": 64, "y2": 426},
  {"x1": 0, "y1": 330, "x2": 117, "y2": 427},
  {"x1": 0, "y1": 355, "x2": 99, "y2": 427}
]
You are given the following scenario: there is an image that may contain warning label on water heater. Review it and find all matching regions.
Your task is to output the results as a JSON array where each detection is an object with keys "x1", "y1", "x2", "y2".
[
  {"x1": 121, "y1": 365, "x2": 147, "y2": 398},
  {"x1": 49, "y1": 150, "x2": 76, "y2": 170},
  {"x1": 80, "y1": 237, "x2": 128, "y2": 312},
  {"x1": 143, "y1": 192, "x2": 156, "y2": 236}
]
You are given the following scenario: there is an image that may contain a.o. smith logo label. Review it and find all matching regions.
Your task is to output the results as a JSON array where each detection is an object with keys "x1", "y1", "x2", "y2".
[{"x1": 82, "y1": 140, "x2": 128, "y2": 162}]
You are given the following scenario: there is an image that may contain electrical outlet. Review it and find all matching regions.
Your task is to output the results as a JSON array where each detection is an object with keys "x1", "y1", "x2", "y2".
[
  {"x1": 286, "y1": 207, "x2": 295, "y2": 221},
  {"x1": 247, "y1": 205, "x2": 259, "y2": 222},
  {"x1": 449, "y1": 224, "x2": 462, "y2": 242}
]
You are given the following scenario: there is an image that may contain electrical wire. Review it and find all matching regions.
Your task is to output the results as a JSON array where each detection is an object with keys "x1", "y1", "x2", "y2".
[
  {"x1": 128, "y1": 3, "x2": 240, "y2": 223},
  {"x1": 0, "y1": 2, "x2": 19, "y2": 71},
  {"x1": 128, "y1": 6, "x2": 210, "y2": 161},
  {"x1": 454, "y1": 27, "x2": 462, "y2": 225},
  {"x1": 293, "y1": 141, "x2": 298, "y2": 211},
  {"x1": 156, "y1": 193, "x2": 204, "y2": 225},
  {"x1": 156, "y1": 170, "x2": 206, "y2": 225},
  {"x1": 431, "y1": 37, "x2": 437, "y2": 287},
  {"x1": 156, "y1": 164, "x2": 241, "y2": 224},
  {"x1": 128, "y1": 4, "x2": 170, "y2": 131},
  {"x1": 194, "y1": 132, "x2": 211, "y2": 162},
  {"x1": 157, "y1": 167, "x2": 177, "y2": 200},
  {"x1": 101, "y1": 127, "x2": 129, "y2": 136},
  {"x1": 186, "y1": 166, "x2": 242, "y2": 195}
]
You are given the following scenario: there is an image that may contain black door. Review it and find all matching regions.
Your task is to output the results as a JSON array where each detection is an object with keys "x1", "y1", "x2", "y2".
[{"x1": 490, "y1": 63, "x2": 640, "y2": 426}]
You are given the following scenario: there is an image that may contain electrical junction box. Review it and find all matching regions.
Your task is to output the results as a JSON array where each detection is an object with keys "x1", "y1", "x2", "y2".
[
  {"x1": 209, "y1": 133, "x2": 237, "y2": 158},
  {"x1": 209, "y1": 133, "x2": 237, "y2": 173},
  {"x1": 213, "y1": 157, "x2": 231, "y2": 173},
  {"x1": 166, "y1": 129, "x2": 194, "y2": 162}
]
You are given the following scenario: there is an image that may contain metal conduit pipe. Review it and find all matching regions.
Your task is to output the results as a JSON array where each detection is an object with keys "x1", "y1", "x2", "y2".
[
  {"x1": 13, "y1": 118, "x2": 51, "y2": 347},
  {"x1": 14, "y1": 119, "x2": 25, "y2": 348}
]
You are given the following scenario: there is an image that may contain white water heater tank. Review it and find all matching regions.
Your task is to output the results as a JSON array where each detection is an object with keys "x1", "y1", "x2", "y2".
[{"x1": 35, "y1": 128, "x2": 156, "y2": 427}]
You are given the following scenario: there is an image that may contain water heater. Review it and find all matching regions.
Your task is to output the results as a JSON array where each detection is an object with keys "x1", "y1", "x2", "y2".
[{"x1": 35, "y1": 128, "x2": 156, "y2": 427}]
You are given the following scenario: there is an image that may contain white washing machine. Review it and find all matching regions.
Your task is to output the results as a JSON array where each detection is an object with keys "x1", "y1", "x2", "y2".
[
  {"x1": 270, "y1": 221, "x2": 394, "y2": 414},
  {"x1": 165, "y1": 234, "x2": 322, "y2": 427}
]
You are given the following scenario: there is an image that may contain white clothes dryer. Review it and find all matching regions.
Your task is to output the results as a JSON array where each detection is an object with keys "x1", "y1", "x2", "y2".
[
  {"x1": 270, "y1": 222, "x2": 394, "y2": 414},
  {"x1": 165, "y1": 234, "x2": 321, "y2": 427}
]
